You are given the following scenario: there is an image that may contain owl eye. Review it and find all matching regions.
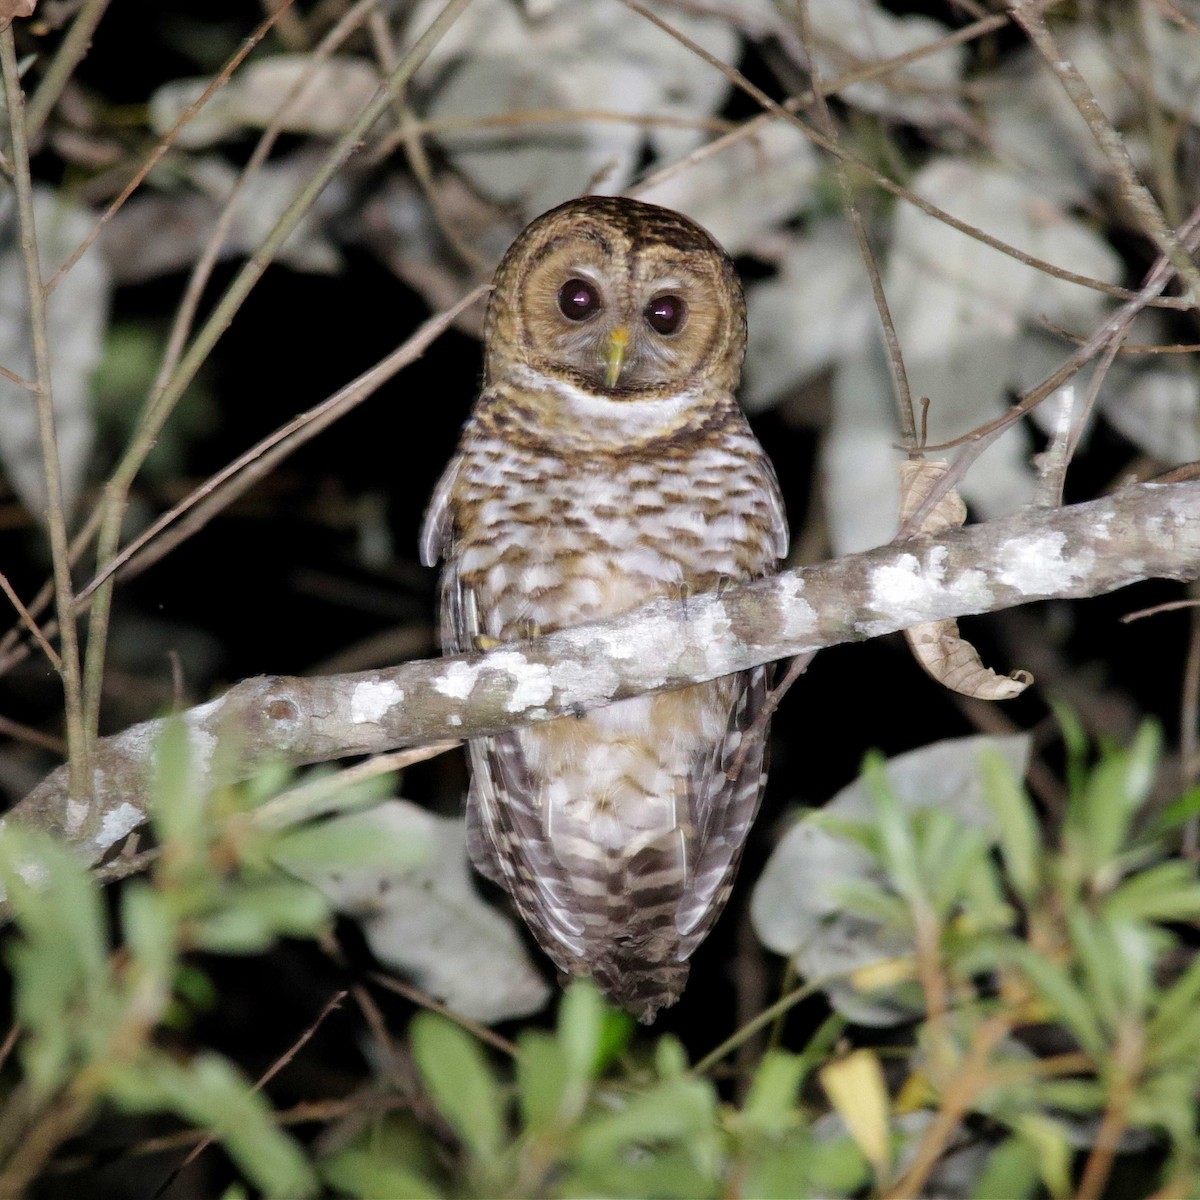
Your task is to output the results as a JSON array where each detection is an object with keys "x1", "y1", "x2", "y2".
[
  {"x1": 644, "y1": 294, "x2": 687, "y2": 335},
  {"x1": 557, "y1": 278, "x2": 602, "y2": 321}
]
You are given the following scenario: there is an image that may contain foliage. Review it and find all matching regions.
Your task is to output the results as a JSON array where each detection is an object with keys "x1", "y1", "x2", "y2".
[{"x1": 0, "y1": 723, "x2": 1196, "y2": 1196}]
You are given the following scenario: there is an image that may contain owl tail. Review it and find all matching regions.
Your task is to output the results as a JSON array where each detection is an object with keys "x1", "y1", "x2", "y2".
[
  {"x1": 590, "y1": 944, "x2": 689, "y2": 1025},
  {"x1": 584, "y1": 833, "x2": 692, "y2": 1023}
]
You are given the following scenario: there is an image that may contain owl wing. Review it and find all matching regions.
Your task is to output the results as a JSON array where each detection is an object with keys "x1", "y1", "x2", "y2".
[
  {"x1": 677, "y1": 454, "x2": 786, "y2": 953},
  {"x1": 676, "y1": 661, "x2": 773, "y2": 956},
  {"x1": 420, "y1": 464, "x2": 589, "y2": 963}
]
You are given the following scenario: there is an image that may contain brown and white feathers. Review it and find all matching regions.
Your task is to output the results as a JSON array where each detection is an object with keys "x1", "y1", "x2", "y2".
[{"x1": 421, "y1": 195, "x2": 787, "y2": 1022}]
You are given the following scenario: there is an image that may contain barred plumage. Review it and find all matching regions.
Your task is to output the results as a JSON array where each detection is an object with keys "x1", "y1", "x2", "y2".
[{"x1": 421, "y1": 196, "x2": 787, "y2": 1021}]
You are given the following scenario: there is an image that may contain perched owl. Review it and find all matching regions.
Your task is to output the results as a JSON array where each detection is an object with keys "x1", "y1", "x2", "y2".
[{"x1": 421, "y1": 196, "x2": 788, "y2": 1022}]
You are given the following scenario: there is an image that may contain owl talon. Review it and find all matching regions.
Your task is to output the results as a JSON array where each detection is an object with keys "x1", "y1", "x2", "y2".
[{"x1": 674, "y1": 581, "x2": 694, "y2": 620}]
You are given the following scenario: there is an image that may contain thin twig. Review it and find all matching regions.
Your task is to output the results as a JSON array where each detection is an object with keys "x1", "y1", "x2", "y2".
[
  {"x1": 0, "y1": 569, "x2": 60, "y2": 670},
  {"x1": 1073, "y1": 1022, "x2": 1142, "y2": 1200},
  {"x1": 80, "y1": 0, "x2": 475, "y2": 778},
  {"x1": 43, "y1": 2, "x2": 294, "y2": 296},
  {"x1": 0, "y1": 713, "x2": 67, "y2": 755},
  {"x1": 147, "y1": 0, "x2": 377, "y2": 399},
  {"x1": 726, "y1": 651, "x2": 813, "y2": 782},
  {"x1": 623, "y1": 2, "x2": 1190, "y2": 309},
  {"x1": 691, "y1": 974, "x2": 826, "y2": 1076},
  {"x1": 633, "y1": 12, "x2": 1011, "y2": 195},
  {"x1": 77, "y1": 286, "x2": 487, "y2": 604},
  {"x1": 883, "y1": 1014, "x2": 1010, "y2": 1199},
  {"x1": 49, "y1": 1096, "x2": 380, "y2": 1172},
  {"x1": 24, "y1": 0, "x2": 112, "y2": 138},
  {"x1": 369, "y1": 973, "x2": 520, "y2": 1058},
  {"x1": 367, "y1": 5, "x2": 490, "y2": 275},
  {"x1": 902, "y1": 201, "x2": 1200, "y2": 539},
  {"x1": 0, "y1": 363, "x2": 35, "y2": 389},
  {"x1": 1010, "y1": 0, "x2": 1200, "y2": 306},
  {"x1": 0, "y1": 1085, "x2": 93, "y2": 1196},
  {"x1": 1120, "y1": 598, "x2": 1200, "y2": 623},
  {"x1": 793, "y1": 0, "x2": 916, "y2": 447},
  {"x1": 1039, "y1": 318, "x2": 1200, "y2": 354},
  {"x1": 1180, "y1": 589, "x2": 1200, "y2": 855},
  {"x1": 151, "y1": 990, "x2": 349, "y2": 1198},
  {"x1": 0, "y1": 1026, "x2": 19, "y2": 1077},
  {"x1": 371, "y1": 105, "x2": 735, "y2": 163},
  {"x1": 249, "y1": 742, "x2": 460, "y2": 831},
  {"x1": 0, "y1": 25, "x2": 90, "y2": 807}
]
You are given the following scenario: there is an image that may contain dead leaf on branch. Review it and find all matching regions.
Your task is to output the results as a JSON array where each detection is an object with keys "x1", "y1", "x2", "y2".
[
  {"x1": 898, "y1": 459, "x2": 1033, "y2": 700},
  {"x1": 0, "y1": 1, "x2": 36, "y2": 21}
]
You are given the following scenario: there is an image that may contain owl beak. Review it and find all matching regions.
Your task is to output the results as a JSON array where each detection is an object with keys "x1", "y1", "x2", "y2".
[{"x1": 604, "y1": 326, "x2": 630, "y2": 388}]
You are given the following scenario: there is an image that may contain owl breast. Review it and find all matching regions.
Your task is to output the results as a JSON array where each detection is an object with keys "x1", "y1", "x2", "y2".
[
  {"x1": 453, "y1": 428, "x2": 779, "y2": 641},
  {"x1": 429, "y1": 388, "x2": 785, "y2": 1020}
]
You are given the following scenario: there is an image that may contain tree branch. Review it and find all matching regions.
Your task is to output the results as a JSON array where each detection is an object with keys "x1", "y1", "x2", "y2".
[{"x1": 11, "y1": 481, "x2": 1200, "y2": 870}]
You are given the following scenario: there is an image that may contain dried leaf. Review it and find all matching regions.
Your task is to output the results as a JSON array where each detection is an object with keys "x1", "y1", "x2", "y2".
[
  {"x1": 99, "y1": 151, "x2": 344, "y2": 282},
  {"x1": 638, "y1": 122, "x2": 819, "y2": 257},
  {"x1": 281, "y1": 800, "x2": 549, "y2": 1024},
  {"x1": 805, "y1": 0, "x2": 965, "y2": 126},
  {"x1": 897, "y1": 457, "x2": 966, "y2": 534},
  {"x1": 149, "y1": 55, "x2": 381, "y2": 148},
  {"x1": 0, "y1": 189, "x2": 106, "y2": 519},
  {"x1": 410, "y1": 0, "x2": 745, "y2": 215},
  {"x1": 899, "y1": 460, "x2": 1033, "y2": 700},
  {"x1": 743, "y1": 221, "x2": 871, "y2": 412}
]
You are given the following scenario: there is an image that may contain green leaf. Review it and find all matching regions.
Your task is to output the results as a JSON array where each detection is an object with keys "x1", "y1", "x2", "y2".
[
  {"x1": 1003, "y1": 944, "x2": 1105, "y2": 1058},
  {"x1": 971, "y1": 1136, "x2": 1040, "y2": 1200},
  {"x1": 863, "y1": 756, "x2": 923, "y2": 905},
  {"x1": 0, "y1": 827, "x2": 111, "y2": 1098},
  {"x1": 1104, "y1": 860, "x2": 1200, "y2": 923},
  {"x1": 410, "y1": 1013, "x2": 505, "y2": 1163},
  {"x1": 190, "y1": 881, "x2": 330, "y2": 952},
  {"x1": 270, "y1": 806, "x2": 436, "y2": 872},
  {"x1": 1148, "y1": 952, "x2": 1200, "y2": 1056},
  {"x1": 1067, "y1": 910, "x2": 1126, "y2": 1032},
  {"x1": 517, "y1": 1031, "x2": 569, "y2": 1130},
  {"x1": 741, "y1": 1052, "x2": 805, "y2": 1135},
  {"x1": 573, "y1": 1076, "x2": 717, "y2": 1164},
  {"x1": 122, "y1": 882, "x2": 177, "y2": 983},
  {"x1": 563, "y1": 1139, "x2": 716, "y2": 1198},
  {"x1": 1065, "y1": 723, "x2": 1161, "y2": 881},
  {"x1": 655, "y1": 1034, "x2": 689, "y2": 1078},
  {"x1": 1011, "y1": 1114, "x2": 1072, "y2": 1200},
  {"x1": 558, "y1": 979, "x2": 606, "y2": 1084},
  {"x1": 321, "y1": 1146, "x2": 442, "y2": 1199},
  {"x1": 1049, "y1": 699, "x2": 1089, "y2": 803},
  {"x1": 980, "y1": 747, "x2": 1041, "y2": 902},
  {"x1": 152, "y1": 716, "x2": 206, "y2": 855},
  {"x1": 924, "y1": 818, "x2": 988, "y2": 921},
  {"x1": 106, "y1": 1051, "x2": 316, "y2": 1197}
]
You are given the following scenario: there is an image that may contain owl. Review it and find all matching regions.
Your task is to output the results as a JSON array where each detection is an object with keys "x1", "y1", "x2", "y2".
[{"x1": 421, "y1": 196, "x2": 788, "y2": 1022}]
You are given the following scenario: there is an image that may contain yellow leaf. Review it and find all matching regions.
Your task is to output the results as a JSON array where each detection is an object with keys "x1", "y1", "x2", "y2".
[
  {"x1": 894, "y1": 1069, "x2": 937, "y2": 1114},
  {"x1": 851, "y1": 956, "x2": 918, "y2": 992},
  {"x1": 820, "y1": 1048, "x2": 891, "y2": 1180}
]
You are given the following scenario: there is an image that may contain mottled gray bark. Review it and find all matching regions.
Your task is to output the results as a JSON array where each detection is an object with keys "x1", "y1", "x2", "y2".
[{"x1": 12, "y1": 480, "x2": 1200, "y2": 866}]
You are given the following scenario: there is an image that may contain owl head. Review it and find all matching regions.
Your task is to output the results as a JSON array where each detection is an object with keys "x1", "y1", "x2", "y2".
[{"x1": 484, "y1": 196, "x2": 746, "y2": 399}]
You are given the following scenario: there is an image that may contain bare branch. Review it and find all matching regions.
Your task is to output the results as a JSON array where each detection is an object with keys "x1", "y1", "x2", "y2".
[{"x1": 12, "y1": 481, "x2": 1200, "y2": 872}]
